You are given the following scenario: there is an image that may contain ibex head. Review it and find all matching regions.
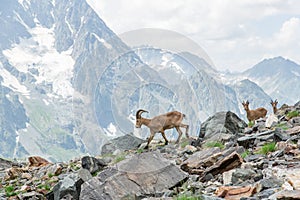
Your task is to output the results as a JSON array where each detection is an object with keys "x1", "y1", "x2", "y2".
[
  {"x1": 242, "y1": 100, "x2": 250, "y2": 111},
  {"x1": 270, "y1": 99, "x2": 278, "y2": 106},
  {"x1": 135, "y1": 109, "x2": 148, "y2": 128},
  {"x1": 270, "y1": 99, "x2": 278, "y2": 114}
]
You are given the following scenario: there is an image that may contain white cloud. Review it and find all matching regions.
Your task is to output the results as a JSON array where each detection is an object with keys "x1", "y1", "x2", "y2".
[
  {"x1": 275, "y1": 17, "x2": 300, "y2": 45},
  {"x1": 86, "y1": 0, "x2": 300, "y2": 71}
]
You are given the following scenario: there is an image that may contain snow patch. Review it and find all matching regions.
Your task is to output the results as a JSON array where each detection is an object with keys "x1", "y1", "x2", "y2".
[
  {"x1": 43, "y1": 99, "x2": 50, "y2": 105},
  {"x1": 104, "y1": 123, "x2": 117, "y2": 137},
  {"x1": 13, "y1": 130, "x2": 20, "y2": 158},
  {"x1": 127, "y1": 113, "x2": 136, "y2": 124},
  {"x1": 65, "y1": 9, "x2": 74, "y2": 35},
  {"x1": 18, "y1": 0, "x2": 30, "y2": 10},
  {"x1": 161, "y1": 53, "x2": 172, "y2": 68},
  {"x1": 2, "y1": 25, "x2": 75, "y2": 98},
  {"x1": 292, "y1": 70, "x2": 300, "y2": 77},
  {"x1": 0, "y1": 64, "x2": 30, "y2": 96},
  {"x1": 91, "y1": 33, "x2": 112, "y2": 49},
  {"x1": 170, "y1": 62, "x2": 185, "y2": 74}
]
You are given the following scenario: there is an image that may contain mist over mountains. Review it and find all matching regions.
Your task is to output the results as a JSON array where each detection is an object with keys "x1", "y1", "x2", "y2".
[{"x1": 0, "y1": 0, "x2": 299, "y2": 161}]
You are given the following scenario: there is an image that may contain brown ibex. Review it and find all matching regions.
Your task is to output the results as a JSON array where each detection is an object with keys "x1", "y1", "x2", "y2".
[
  {"x1": 242, "y1": 100, "x2": 267, "y2": 123},
  {"x1": 270, "y1": 99, "x2": 278, "y2": 114},
  {"x1": 135, "y1": 109, "x2": 189, "y2": 149}
]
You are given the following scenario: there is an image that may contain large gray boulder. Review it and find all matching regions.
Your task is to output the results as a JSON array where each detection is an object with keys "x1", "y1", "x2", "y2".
[
  {"x1": 80, "y1": 151, "x2": 188, "y2": 199},
  {"x1": 101, "y1": 134, "x2": 146, "y2": 155},
  {"x1": 198, "y1": 111, "x2": 247, "y2": 143},
  {"x1": 81, "y1": 156, "x2": 106, "y2": 174}
]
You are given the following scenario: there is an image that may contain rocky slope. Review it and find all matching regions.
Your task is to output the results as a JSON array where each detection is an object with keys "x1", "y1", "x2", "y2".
[{"x1": 0, "y1": 100, "x2": 300, "y2": 199}]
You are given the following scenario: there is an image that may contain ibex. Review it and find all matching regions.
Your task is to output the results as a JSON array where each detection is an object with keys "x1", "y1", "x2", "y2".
[
  {"x1": 242, "y1": 100, "x2": 267, "y2": 123},
  {"x1": 270, "y1": 99, "x2": 278, "y2": 114},
  {"x1": 135, "y1": 109, "x2": 189, "y2": 149}
]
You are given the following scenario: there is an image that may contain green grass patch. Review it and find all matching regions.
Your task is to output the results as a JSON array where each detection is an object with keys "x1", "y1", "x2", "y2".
[
  {"x1": 275, "y1": 122, "x2": 289, "y2": 130},
  {"x1": 257, "y1": 142, "x2": 276, "y2": 155},
  {"x1": 113, "y1": 153, "x2": 127, "y2": 164},
  {"x1": 38, "y1": 184, "x2": 51, "y2": 191},
  {"x1": 287, "y1": 110, "x2": 299, "y2": 119},
  {"x1": 180, "y1": 139, "x2": 190, "y2": 148},
  {"x1": 5, "y1": 185, "x2": 17, "y2": 197},
  {"x1": 248, "y1": 121, "x2": 254, "y2": 128},
  {"x1": 70, "y1": 162, "x2": 80, "y2": 171},
  {"x1": 204, "y1": 141, "x2": 225, "y2": 149},
  {"x1": 48, "y1": 173, "x2": 54, "y2": 178},
  {"x1": 136, "y1": 149, "x2": 144, "y2": 154},
  {"x1": 241, "y1": 150, "x2": 250, "y2": 159}
]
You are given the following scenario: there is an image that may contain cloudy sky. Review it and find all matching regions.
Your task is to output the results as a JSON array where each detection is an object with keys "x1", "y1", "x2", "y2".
[{"x1": 86, "y1": 0, "x2": 300, "y2": 72}]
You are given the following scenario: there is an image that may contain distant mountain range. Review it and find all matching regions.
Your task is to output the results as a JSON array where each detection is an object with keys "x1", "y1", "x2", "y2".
[
  {"x1": 242, "y1": 56, "x2": 300, "y2": 105},
  {"x1": 0, "y1": 0, "x2": 299, "y2": 161}
]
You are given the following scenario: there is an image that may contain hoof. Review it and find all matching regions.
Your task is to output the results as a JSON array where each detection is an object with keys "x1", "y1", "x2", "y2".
[
  {"x1": 165, "y1": 141, "x2": 169, "y2": 145},
  {"x1": 144, "y1": 145, "x2": 149, "y2": 149}
]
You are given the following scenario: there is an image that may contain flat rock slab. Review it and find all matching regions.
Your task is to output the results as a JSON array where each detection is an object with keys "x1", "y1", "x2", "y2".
[
  {"x1": 181, "y1": 147, "x2": 221, "y2": 174},
  {"x1": 80, "y1": 151, "x2": 188, "y2": 199},
  {"x1": 237, "y1": 130, "x2": 275, "y2": 148},
  {"x1": 201, "y1": 152, "x2": 243, "y2": 181},
  {"x1": 285, "y1": 126, "x2": 300, "y2": 135}
]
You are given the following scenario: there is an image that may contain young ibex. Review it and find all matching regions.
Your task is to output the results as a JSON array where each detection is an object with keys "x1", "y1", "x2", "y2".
[
  {"x1": 270, "y1": 99, "x2": 278, "y2": 114},
  {"x1": 135, "y1": 109, "x2": 189, "y2": 149},
  {"x1": 242, "y1": 100, "x2": 267, "y2": 123}
]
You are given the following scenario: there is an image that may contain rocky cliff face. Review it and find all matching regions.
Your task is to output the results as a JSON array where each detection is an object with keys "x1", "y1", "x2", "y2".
[{"x1": 0, "y1": 0, "x2": 127, "y2": 160}]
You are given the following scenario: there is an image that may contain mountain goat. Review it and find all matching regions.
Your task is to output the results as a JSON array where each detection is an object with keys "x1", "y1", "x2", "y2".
[
  {"x1": 242, "y1": 100, "x2": 267, "y2": 123},
  {"x1": 270, "y1": 99, "x2": 278, "y2": 114},
  {"x1": 135, "y1": 109, "x2": 189, "y2": 149}
]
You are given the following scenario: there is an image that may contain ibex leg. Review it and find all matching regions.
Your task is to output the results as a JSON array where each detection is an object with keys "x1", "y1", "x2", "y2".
[{"x1": 161, "y1": 131, "x2": 169, "y2": 145}]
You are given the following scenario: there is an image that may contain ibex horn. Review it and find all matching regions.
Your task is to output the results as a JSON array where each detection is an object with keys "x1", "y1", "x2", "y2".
[{"x1": 136, "y1": 109, "x2": 148, "y2": 119}]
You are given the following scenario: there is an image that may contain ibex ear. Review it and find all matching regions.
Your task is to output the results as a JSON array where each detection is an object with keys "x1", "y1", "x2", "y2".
[
  {"x1": 246, "y1": 100, "x2": 249, "y2": 104},
  {"x1": 270, "y1": 99, "x2": 273, "y2": 104},
  {"x1": 275, "y1": 99, "x2": 278, "y2": 103}
]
